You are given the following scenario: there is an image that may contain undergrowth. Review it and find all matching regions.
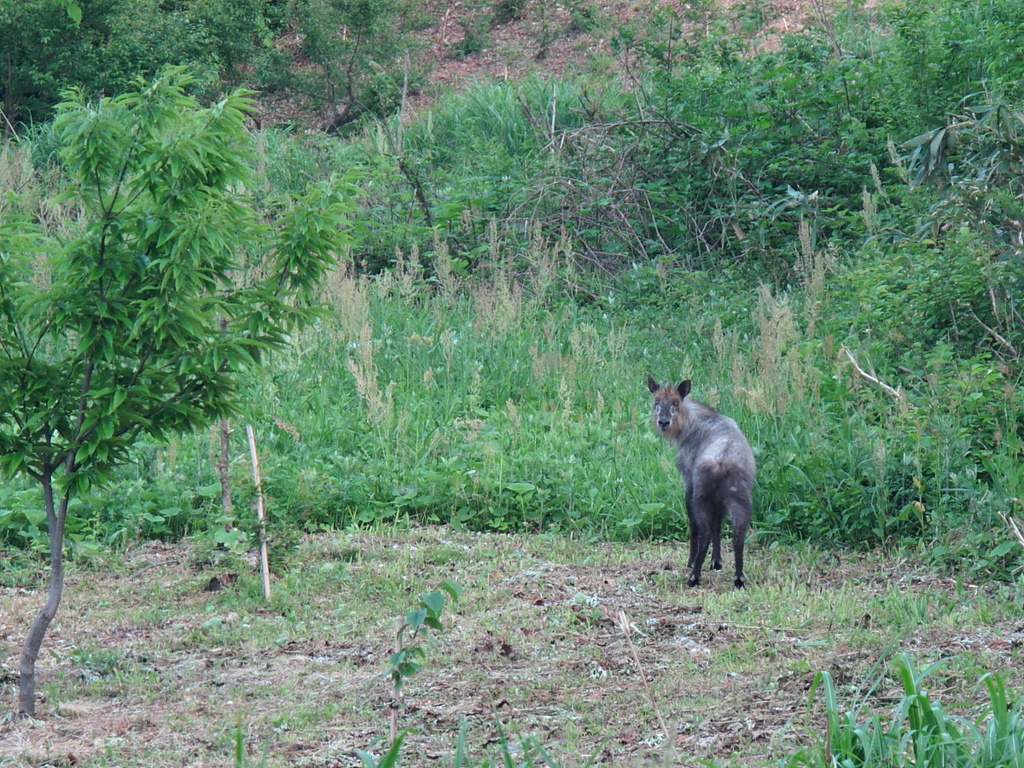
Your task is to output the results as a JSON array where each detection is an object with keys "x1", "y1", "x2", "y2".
[
  {"x1": 2, "y1": 226, "x2": 1020, "y2": 585},
  {"x1": 2, "y1": 0, "x2": 1024, "y2": 586}
]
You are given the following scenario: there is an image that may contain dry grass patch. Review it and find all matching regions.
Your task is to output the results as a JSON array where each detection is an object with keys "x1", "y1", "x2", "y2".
[{"x1": 2, "y1": 530, "x2": 1022, "y2": 767}]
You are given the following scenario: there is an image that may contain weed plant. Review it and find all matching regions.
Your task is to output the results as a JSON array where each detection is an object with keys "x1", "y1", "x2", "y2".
[{"x1": 787, "y1": 655, "x2": 1024, "y2": 768}]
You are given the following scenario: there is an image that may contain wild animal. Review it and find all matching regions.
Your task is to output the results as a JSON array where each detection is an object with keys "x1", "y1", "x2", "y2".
[{"x1": 647, "y1": 376, "x2": 755, "y2": 588}]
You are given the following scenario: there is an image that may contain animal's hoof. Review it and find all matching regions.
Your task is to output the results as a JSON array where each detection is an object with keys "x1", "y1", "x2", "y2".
[
  {"x1": 712, "y1": 562, "x2": 723, "y2": 571},
  {"x1": 687, "y1": 574, "x2": 700, "y2": 588},
  {"x1": 734, "y1": 578, "x2": 745, "y2": 589}
]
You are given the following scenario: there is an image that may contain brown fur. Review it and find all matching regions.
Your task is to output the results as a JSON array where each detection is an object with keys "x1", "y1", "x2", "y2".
[{"x1": 647, "y1": 376, "x2": 756, "y2": 588}]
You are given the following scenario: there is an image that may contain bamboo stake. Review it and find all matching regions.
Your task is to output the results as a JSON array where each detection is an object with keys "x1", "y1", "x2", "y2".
[{"x1": 246, "y1": 424, "x2": 272, "y2": 601}]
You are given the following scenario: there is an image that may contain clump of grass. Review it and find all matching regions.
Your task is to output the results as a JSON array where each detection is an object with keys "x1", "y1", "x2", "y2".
[
  {"x1": 735, "y1": 283, "x2": 801, "y2": 416},
  {"x1": 346, "y1": 320, "x2": 395, "y2": 430},
  {"x1": 323, "y1": 263, "x2": 371, "y2": 342},
  {"x1": 473, "y1": 227, "x2": 526, "y2": 338},
  {"x1": 795, "y1": 218, "x2": 834, "y2": 337},
  {"x1": 786, "y1": 654, "x2": 1024, "y2": 768},
  {"x1": 0, "y1": 143, "x2": 35, "y2": 196}
]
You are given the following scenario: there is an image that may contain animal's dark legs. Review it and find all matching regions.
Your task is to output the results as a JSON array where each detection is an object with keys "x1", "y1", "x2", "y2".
[
  {"x1": 685, "y1": 488, "x2": 697, "y2": 568},
  {"x1": 710, "y1": 511, "x2": 723, "y2": 571},
  {"x1": 732, "y1": 526, "x2": 746, "y2": 588},
  {"x1": 687, "y1": 520, "x2": 712, "y2": 587},
  {"x1": 729, "y1": 499, "x2": 751, "y2": 589}
]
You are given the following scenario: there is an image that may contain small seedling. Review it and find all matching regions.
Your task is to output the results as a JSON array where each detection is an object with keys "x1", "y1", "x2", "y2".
[{"x1": 387, "y1": 579, "x2": 463, "y2": 741}]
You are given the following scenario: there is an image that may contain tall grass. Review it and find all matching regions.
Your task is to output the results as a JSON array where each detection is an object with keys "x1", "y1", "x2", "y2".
[
  {"x1": 1, "y1": 216, "x2": 1020, "y2": 585},
  {"x1": 246, "y1": 236, "x2": 669, "y2": 541},
  {"x1": 100, "y1": 212, "x2": 1015, "y2": 580}
]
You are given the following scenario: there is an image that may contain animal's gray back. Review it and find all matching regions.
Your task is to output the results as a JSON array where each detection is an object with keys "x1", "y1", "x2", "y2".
[{"x1": 672, "y1": 400, "x2": 756, "y2": 488}]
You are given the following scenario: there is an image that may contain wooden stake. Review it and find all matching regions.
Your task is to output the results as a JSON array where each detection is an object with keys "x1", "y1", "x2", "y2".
[{"x1": 246, "y1": 424, "x2": 272, "y2": 602}]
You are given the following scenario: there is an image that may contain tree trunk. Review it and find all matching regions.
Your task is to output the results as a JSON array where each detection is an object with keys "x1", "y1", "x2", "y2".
[
  {"x1": 18, "y1": 476, "x2": 67, "y2": 718},
  {"x1": 216, "y1": 318, "x2": 233, "y2": 518},
  {"x1": 217, "y1": 417, "x2": 233, "y2": 515}
]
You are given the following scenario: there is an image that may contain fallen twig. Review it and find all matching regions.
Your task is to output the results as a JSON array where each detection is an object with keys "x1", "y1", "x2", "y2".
[{"x1": 617, "y1": 610, "x2": 675, "y2": 757}]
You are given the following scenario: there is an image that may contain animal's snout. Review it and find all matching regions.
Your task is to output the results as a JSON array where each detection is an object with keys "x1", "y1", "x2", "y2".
[{"x1": 657, "y1": 418, "x2": 671, "y2": 431}]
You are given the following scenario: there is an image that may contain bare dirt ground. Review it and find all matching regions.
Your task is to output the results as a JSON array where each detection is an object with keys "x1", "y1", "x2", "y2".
[
  {"x1": 2, "y1": 528, "x2": 1022, "y2": 767},
  {"x1": 418, "y1": 0, "x2": 816, "y2": 89},
  {"x1": 262, "y1": 0, "x2": 820, "y2": 126}
]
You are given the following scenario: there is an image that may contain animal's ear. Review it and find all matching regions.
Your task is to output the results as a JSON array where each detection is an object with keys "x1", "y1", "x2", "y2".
[
  {"x1": 677, "y1": 380, "x2": 691, "y2": 398},
  {"x1": 647, "y1": 375, "x2": 660, "y2": 394}
]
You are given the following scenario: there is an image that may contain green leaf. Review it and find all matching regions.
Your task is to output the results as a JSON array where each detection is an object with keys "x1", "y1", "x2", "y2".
[
  {"x1": 903, "y1": 129, "x2": 939, "y2": 150},
  {"x1": 421, "y1": 590, "x2": 446, "y2": 616},
  {"x1": 440, "y1": 579, "x2": 463, "y2": 603},
  {"x1": 505, "y1": 482, "x2": 536, "y2": 493},
  {"x1": 196, "y1": 483, "x2": 222, "y2": 498},
  {"x1": 358, "y1": 731, "x2": 404, "y2": 768},
  {"x1": 989, "y1": 540, "x2": 1017, "y2": 558},
  {"x1": 64, "y1": 2, "x2": 83, "y2": 26},
  {"x1": 405, "y1": 608, "x2": 427, "y2": 632}
]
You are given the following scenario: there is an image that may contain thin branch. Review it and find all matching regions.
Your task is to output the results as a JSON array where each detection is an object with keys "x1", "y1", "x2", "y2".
[
  {"x1": 988, "y1": 284, "x2": 1004, "y2": 329},
  {"x1": 998, "y1": 510, "x2": 1024, "y2": 551},
  {"x1": 64, "y1": 359, "x2": 96, "y2": 478},
  {"x1": 842, "y1": 347, "x2": 904, "y2": 402},
  {"x1": 0, "y1": 271, "x2": 36, "y2": 362},
  {"x1": 22, "y1": 306, "x2": 61, "y2": 377},
  {"x1": 0, "y1": 106, "x2": 18, "y2": 140},
  {"x1": 970, "y1": 310, "x2": 1019, "y2": 359}
]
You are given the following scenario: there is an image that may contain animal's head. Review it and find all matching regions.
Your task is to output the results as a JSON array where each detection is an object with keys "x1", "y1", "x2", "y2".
[{"x1": 647, "y1": 376, "x2": 691, "y2": 437}]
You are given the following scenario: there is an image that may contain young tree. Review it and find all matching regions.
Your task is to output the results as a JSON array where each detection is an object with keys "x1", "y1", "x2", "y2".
[
  {"x1": 289, "y1": 0, "x2": 424, "y2": 131},
  {"x1": 0, "y1": 68, "x2": 356, "y2": 718}
]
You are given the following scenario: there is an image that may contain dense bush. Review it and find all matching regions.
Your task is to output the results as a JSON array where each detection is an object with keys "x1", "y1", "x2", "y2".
[
  {"x1": 0, "y1": 0, "x2": 430, "y2": 131},
  {"x1": 0, "y1": 0, "x2": 274, "y2": 127}
]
